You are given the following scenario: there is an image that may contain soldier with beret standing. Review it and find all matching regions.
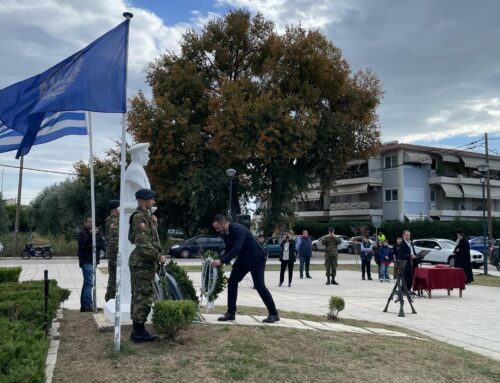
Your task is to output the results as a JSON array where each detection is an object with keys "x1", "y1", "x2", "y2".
[
  {"x1": 104, "y1": 199, "x2": 120, "y2": 302},
  {"x1": 321, "y1": 227, "x2": 341, "y2": 285},
  {"x1": 128, "y1": 188, "x2": 166, "y2": 342}
]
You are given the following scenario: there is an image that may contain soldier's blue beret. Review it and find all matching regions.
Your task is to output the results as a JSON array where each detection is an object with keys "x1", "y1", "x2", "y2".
[
  {"x1": 135, "y1": 188, "x2": 156, "y2": 200},
  {"x1": 108, "y1": 200, "x2": 120, "y2": 210}
]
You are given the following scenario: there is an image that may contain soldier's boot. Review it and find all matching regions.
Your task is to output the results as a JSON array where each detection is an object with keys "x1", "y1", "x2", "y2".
[
  {"x1": 325, "y1": 276, "x2": 330, "y2": 285},
  {"x1": 130, "y1": 322, "x2": 157, "y2": 343}
]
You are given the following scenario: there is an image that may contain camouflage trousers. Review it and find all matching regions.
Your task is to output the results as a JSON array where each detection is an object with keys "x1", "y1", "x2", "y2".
[
  {"x1": 130, "y1": 265, "x2": 156, "y2": 323},
  {"x1": 325, "y1": 253, "x2": 338, "y2": 280}
]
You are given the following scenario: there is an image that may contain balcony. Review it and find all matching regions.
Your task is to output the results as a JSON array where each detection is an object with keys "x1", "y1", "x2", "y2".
[
  {"x1": 429, "y1": 209, "x2": 500, "y2": 219},
  {"x1": 329, "y1": 201, "x2": 383, "y2": 219}
]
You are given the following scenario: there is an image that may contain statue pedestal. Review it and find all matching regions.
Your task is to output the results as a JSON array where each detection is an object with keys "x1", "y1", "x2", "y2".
[{"x1": 104, "y1": 299, "x2": 131, "y2": 322}]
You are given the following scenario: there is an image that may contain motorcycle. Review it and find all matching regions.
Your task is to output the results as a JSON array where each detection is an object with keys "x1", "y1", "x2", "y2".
[{"x1": 20, "y1": 241, "x2": 53, "y2": 260}]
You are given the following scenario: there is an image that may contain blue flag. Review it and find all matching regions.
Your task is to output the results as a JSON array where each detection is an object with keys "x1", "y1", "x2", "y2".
[
  {"x1": 0, "y1": 111, "x2": 87, "y2": 153},
  {"x1": 0, "y1": 20, "x2": 129, "y2": 158}
]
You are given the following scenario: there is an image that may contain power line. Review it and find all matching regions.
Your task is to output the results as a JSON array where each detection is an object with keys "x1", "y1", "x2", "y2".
[{"x1": 0, "y1": 163, "x2": 75, "y2": 175}]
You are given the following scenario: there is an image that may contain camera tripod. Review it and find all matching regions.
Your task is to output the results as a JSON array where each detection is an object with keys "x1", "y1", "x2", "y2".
[{"x1": 383, "y1": 260, "x2": 417, "y2": 317}]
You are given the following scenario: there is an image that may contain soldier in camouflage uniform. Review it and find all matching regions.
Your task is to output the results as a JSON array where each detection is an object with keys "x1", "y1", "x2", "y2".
[
  {"x1": 321, "y1": 227, "x2": 342, "y2": 285},
  {"x1": 128, "y1": 188, "x2": 166, "y2": 343},
  {"x1": 104, "y1": 200, "x2": 120, "y2": 302}
]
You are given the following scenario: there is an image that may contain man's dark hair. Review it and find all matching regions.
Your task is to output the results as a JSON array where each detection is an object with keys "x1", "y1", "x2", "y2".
[
  {"x1": 213, "y1": 215, "x2": 228, "y2": 224},
  {"x1": 84, "y1": 215, "x2": 92, "y2": 222}
]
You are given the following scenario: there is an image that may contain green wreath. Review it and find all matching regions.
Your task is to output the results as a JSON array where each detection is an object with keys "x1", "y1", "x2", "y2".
[{"x1": 202, "y1": 250, "x2": 227, "y2": 301}]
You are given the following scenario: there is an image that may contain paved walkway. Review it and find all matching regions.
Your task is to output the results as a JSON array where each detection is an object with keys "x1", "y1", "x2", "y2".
[{"x1": 2, "y1": 258, "x2": 500, "y2": 361}]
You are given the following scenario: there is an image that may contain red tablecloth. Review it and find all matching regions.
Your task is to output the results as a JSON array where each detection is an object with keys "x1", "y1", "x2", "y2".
[{"x1": 413, "y1": 267, "x2": 466, "y2": 293}]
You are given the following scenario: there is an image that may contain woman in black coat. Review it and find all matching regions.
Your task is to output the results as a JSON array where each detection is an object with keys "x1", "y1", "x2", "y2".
[{"x1": 453, "y1": 231, "x2": 474, "y2": 284}]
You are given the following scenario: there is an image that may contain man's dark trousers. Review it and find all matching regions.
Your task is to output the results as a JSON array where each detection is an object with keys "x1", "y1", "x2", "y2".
[
  {"x1": 227, "y1": 258, "x2": 277, "y2": 315},
  {"x1": 299, "y1": 255, "x2": 311, "y2": 278}
]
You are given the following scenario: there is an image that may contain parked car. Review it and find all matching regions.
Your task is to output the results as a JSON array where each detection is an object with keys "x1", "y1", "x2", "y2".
[
  {"x1": 412, "y1": 238, "x2": 484, "y2": 268},
  {"x1": 346, "y1": 236, "x2": 375, "y2": 255},
  {"x1": 312, "y1": 235, "x2": 349, "y2": 252},
  {"x1": 467, "y1": 236, "x2": 489, "y2": 253},
  {"x1": 0, "y1": 241, "x2": 3, "y2": 255},
  {"x1": 489, "y1": 239, "x2": 500, "y2": 270},
  {"x1": 264, "y1": 237, "x2": 283, "y2": 258},
  {"x1": 168, "y1": 235, "x2": 225, "y2": 258}
]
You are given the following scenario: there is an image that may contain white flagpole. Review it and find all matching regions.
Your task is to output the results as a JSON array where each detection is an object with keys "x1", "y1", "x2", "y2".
[
  {"x1": 115, "y1": 11, "x2": 133, "y2": 353},
  {"x1": 87, "y1": 111, "x2": 98, "y2": 313}
]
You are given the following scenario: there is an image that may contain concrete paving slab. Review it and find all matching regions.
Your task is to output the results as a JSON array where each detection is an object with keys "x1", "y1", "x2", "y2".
[
  {"x1": 321, "y1": 321, "x2": 372, "y2": 334},
  {"x1": 200, "y1": 314, "x2": 235, "y2": 325},
  {"x1": 364, "y1": 327, "x2": 409, "y2": 337},
  {"x1": 252, "y1": 316, "x2": 316, "y2": 330}
]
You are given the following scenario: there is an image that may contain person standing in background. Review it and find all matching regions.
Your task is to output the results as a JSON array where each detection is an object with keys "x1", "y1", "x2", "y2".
[
  {"x1": 295, "y1": 230, "x2": 313, "y2": 279},
  {"x1": 360, "y1": 235, "x2": 373, "y2": 281},
  {"x1": 321, "y1": 227, "x2": 341, "y2": 285},
  {"x1": 279, "y1": 233, "x2": 296, "y2": 287}
]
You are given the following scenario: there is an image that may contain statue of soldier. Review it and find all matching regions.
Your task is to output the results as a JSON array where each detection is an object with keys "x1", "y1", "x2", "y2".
[
  {"x1": 128, "y1": 188, "x2": 166, "y2": 343},
  {"x1": 104, "y1": 199, "x2": 120, "y2": 302},
  {"x1": 321, "y1": 227, "x2": 342, "y2": 285}
]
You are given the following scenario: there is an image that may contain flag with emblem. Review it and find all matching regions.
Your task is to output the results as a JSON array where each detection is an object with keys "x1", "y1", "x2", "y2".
[{"x1": 0, "y1": 19, "x2": 129, "y2": 158}]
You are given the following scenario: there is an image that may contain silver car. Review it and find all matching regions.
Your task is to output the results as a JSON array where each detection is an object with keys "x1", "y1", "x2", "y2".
[
  {"x1": 312, "y1": 235, "x2": 349, "y2": 252},
  {"x1": 412, "y1": 238, "x2": 484, "y2": 268}
]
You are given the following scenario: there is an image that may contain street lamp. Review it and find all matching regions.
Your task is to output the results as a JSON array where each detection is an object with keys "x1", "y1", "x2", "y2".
[
  {"x1": 226, "y1": 168, "x2": 237, "y2": 222},
  {"x1": 477, "y1": 163, "x2": 490, "y2": 275}
]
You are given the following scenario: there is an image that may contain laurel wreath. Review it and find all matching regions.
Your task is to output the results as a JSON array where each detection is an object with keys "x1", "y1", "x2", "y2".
[{"x1": 202, "y1": 250, "x2": 227, "y2": 301}]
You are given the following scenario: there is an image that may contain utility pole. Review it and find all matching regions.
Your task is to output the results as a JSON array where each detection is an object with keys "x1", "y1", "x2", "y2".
[
  {"x1": 485, "y1": 133, "x2": 493, "y2": 242},
  {"x1": 12, "y1": 156, "x2": 24, "y2": 257}
]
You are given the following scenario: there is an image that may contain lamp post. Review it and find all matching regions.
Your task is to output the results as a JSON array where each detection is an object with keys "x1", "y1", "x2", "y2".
[
  {"x1": 477, "y1": 163, "x2": 490, "y2": 275},
  {"x1": 226, "y1": 168, "x2": 237, "y2": 222}
]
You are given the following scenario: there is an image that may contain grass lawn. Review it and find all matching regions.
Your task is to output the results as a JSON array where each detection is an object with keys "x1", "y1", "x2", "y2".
[{"x1": 52, "y1": 308, "x2": 500, "y2": 383}]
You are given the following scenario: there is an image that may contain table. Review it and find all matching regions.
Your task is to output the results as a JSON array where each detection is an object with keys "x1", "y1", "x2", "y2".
[{"x1": 413, "y1": 266, "x2": 466, "y2": 298}]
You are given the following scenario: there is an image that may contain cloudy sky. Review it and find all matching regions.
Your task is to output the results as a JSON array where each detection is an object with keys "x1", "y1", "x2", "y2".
[{"x1": 1, "y1": 0, "x2": 500, "y2": 203}]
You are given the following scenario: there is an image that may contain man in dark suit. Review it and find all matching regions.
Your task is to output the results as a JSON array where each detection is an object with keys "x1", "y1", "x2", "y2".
[
  {"x1": 397, "y1": 230, "x2": 417, "y2": 292},
  {"x1": 211, "y1": 215, "x2": 280, "y2": 323}
]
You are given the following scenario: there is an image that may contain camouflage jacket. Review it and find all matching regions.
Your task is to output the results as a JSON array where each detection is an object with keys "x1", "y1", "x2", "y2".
[
  {"x1": 105, "y1": 215, "x2": 119, "y2": 252},
  {"x1": 321, "y1": 235, "x2": 341, "y2": 255},
  {"x1": 128, "y1": 208, "x2": 161, "y2": 267}
]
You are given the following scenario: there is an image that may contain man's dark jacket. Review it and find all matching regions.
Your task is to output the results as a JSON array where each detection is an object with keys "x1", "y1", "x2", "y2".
[
  {"x1": 78, "y1": 228, "x2": 105, "y2": 267},
  {"x1": 220, "y1": 223, "x2": 266, "y2": 268}
]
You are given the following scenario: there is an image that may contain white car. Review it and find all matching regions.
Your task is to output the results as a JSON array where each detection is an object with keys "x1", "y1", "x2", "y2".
[
  {"x1": 0, "y1": 242, "x2": 3, "y2": 255},
  {"x1": 312, "y1": 235, "x2": 349, "y2": 252},
  {"x1": 412, "y1": 238, "x2": 484, "y2": 268}
]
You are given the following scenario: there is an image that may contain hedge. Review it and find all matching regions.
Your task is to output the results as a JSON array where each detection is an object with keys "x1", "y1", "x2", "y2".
[
  {"x1": 0, "y1": 277, "x2": 70, "y2": 382},
  {"x1": 153, "y1": 300, "x2": 197, "y2": 340},
  {"x1": 0, "y1": 267, "x2": 22, "y2": 283},
  {"x1": 294, "y1": 219, "x2": 500, "y2": 243}
]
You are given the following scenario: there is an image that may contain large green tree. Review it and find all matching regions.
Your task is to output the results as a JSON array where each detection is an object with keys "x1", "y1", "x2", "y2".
[{"x1": 128, "y1": 10, "x2": 382, "y2": 234}]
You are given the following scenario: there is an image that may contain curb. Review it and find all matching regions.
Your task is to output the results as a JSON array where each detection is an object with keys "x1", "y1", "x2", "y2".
[{"x1": 45, "y1": 308, "x2": 63, "y2": 383}]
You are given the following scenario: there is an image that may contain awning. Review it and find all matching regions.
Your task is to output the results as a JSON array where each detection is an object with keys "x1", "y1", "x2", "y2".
[
  {"x1": 461, "y1": 184, "x2": 483, "y2": 199},
  {"x1": 403, "y1": 151, "x2": 432, "y2": 164},
  {"x1": 488, "y1": 160, "x2": 500, "y2": 171},
  {"x1": 304, "y1": 190, "x2": 321, "y2": 200},
  {"x1": 440, "y1": 184, "x2": 464, "y2": 198},
  {"x1": 346, "y1": 159, "x2": 367, "y2": 166},
  {"x1": 331, "y1": 184, "x2": 368, "y2": 195},
  {"x1": 405, "y1": 214, "x2": 429, "y2": 221},
  {"x1": 461, "y1": 156, "x2": 486, "y2": 169},
  {"x1": 489, "y1": 187, "x2": 500, "y2": 200},
  {"x1": 441, "y1": 154, "x2": 460, "y2": 163}
]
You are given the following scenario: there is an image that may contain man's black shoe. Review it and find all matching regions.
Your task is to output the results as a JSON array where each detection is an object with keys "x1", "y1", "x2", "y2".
[
  {"x1": 130, "y1": 331, "x2": 158, "y2": 343},
  {"x1": 262, "y1": 314, "x2": 280, "y2": 323},
  {"x1": 306, "y1": 275, "x2": 312, "y2": 279},
  {"x1": 217, "y1": 313, "x2": 235, "y2": 321},
  {"x1": 332, "y1": 281, "x2": 339, "y2": 285}
]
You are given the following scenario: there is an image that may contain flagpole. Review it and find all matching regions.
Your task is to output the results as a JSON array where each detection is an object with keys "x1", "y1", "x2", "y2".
[
  {"x1": 115, "y1": 11, "x2": 133, "y2": 353},
  {"x1": 87, "y1": 111, "x2": 98, "y2": 313},
  {"x1": 12, "y1": 156, "x2": 24, "y2": 257}
]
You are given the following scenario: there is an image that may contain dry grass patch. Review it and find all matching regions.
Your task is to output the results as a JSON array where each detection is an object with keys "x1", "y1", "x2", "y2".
[{"x1": 52, "y1": 309, "x2": 500, "y2": 383}]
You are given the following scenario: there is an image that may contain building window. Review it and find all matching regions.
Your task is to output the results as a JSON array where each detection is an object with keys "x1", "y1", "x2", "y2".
[
  {"x1": 384, "y1": 155, "x2": 397, "y2": 169},
  {"x1": 385, "y1": 188, "x2": 398, "y2": 202},
  {"x1": 430, "y1": 190, "x2": 436, "y2": 202},
  {"x1": 431, "y1": 158, "x2": 437, "y2": 170}
]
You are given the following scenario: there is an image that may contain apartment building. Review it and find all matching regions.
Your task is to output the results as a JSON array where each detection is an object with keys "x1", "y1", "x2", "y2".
[{"x1": 295, "y1": 142, "x2": 500, "y2": 223}]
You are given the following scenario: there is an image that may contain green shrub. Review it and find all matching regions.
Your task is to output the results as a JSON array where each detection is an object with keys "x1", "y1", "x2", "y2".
[
  {"x1": 327, "y1": 296, "x2": 345, "y2": 320},
  {"x1": 153, "y1": 300, "x2": 197, "y2": 340},
  {"x1": 164, "y1": 261, "x2": 199, "y2": 304},
  {"x1": 0, "y1": 267, "x2": 22, "y2": 283}
]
